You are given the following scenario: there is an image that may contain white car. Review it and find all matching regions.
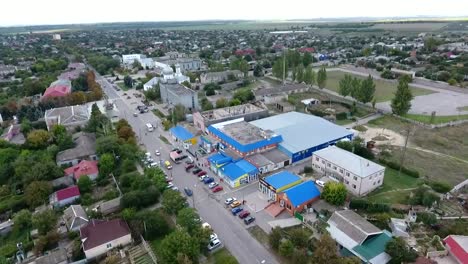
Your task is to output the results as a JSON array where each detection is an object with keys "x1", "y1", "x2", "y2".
[
  {"x1": 224, "y1": 197, "x2": 237, "y2": 205},
  {"x1": 207, "y1": 238, "x2": 221, "y2": 251},
  {"x1": 316, "y1": 180, "x2": 325, "y2": 187},
  {"x1": 199, "y1": 175, "x2": 208, "y2": 182},
  {"x1": 210, "y1": 233, "x2": 218, "y2": 241},
  {"x1": 208, "y1": 182, "x2": 218, "y2": 189},
  {"x1": 154, "y1": 150, "x2": 160, "y2": 156}
]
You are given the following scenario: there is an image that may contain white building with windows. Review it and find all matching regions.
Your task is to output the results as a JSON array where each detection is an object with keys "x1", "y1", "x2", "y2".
[
  {"x1": 312, "y1": 146, "x2": 385, "y2": 196},
  {"x1": 122, "y1": 54, "x2": 144, "y2": 65}
]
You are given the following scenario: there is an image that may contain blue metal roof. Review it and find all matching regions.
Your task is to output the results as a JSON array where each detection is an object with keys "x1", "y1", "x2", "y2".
[
  {"x1": 207, "y1": 125, "x2": 283, "y2": 153},
  {"x1": 264, "y1": 171, "x2": 301, "y2": 190},
  {"x1": 220, "y1": 159, "x2": 258, "y2": 181},
  {"x1": 283, "y1": 181, "x2": 321, "y2": 207},
  {"x1": 207, "y1": 152, "x2": 232, "y2": 166},
  {"x1": 169, "y1": 125, "x2": 194, "y2": 141}
]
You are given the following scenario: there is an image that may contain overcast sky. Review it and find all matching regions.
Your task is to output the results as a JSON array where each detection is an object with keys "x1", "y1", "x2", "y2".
[{"x1": 1, "y1": 0, "x2": 467, "y2": 26}]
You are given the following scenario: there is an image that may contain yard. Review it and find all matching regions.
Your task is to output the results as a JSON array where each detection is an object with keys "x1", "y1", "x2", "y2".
[
  {"x1": 403, "y1": 113, "x2": 468, "y2": 124},
  {"x1": 116, "y1": 81, "x2": 130, "y2": 91},
  {"x1": 205, "y1": 248, "x2": 239, "y2": 264},
  {"x1": 325, "y1": 71, "x2": 434, "y2": 102}
]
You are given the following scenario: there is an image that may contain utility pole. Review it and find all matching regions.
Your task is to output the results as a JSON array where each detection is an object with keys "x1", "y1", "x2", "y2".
[
  {"x1": 398, "y1": 125, "x2": 412, "y2": 178},
  {"x1": 282, "y1": 48, "x2": 286, "y2": 86}
]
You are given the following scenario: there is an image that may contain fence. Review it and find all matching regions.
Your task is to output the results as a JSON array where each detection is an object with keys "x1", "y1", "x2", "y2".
[
  {"x1": 394, "y1": 115, "x2": 468, "y2": 129},
  {"x1": 451, "y1": 179, "x2": 468, "y2": 193}
]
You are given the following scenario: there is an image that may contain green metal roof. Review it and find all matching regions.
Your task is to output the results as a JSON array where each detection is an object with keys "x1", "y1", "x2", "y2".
[{"x1": 352, "y1": 231, "x2": 392, "y2": 261}]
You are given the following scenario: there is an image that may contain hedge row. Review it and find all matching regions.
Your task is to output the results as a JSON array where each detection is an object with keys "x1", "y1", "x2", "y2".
[
  {"x1": 378, "y1": 159, "x2": 420, "y2": 178},
  {"x1": 349, "y1": 199, "x2": 391, "y2": 213}
]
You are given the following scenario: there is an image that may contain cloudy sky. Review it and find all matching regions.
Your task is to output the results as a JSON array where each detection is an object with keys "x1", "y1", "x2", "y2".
[{"x1": 1, "y1": 0, "x2": 467, "y2": 26}]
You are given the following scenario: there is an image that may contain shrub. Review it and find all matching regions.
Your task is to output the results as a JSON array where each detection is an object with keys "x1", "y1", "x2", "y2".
[
  {"x1": 427, "y1": 181, "x2": 451, "y2": 193},
  {"x1": 378, "y1": 159, "x2": 419, "y2": 178},
  {"x1": 417, "y1": 212, "x2": 438, "y2": 225},
  {"x1": 303, "y1": 166, "x2": 313, "y2": 174},
  {"x1": 349, "y1": 199, "x2": 390, "y2": 213},
  {"x1": 336, "y1": 112, "x2": 348, "y2": 120}
]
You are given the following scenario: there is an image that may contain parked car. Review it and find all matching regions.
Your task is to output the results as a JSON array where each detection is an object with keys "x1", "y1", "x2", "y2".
[
  {"x1": 208, "y1": 182, "x2": 218, "y2": 189},
  {"x1": 133, "y1": 113, "x2": 138, "y2": 117},
  {"x1": 238, "y1": 210, "x2": 250, "y2": 219},
  {"x1": 185, "y1": 164, "x2": 195, "y2": 171},
  {"x1": 184, "y1": 187, "x2": 193, "y2": 197},
  {"x1": 186, "y1": 157, "x2": 194, "y2": 164},
  {"x1": 179, "y1": 154, "x2": 188, "y2": 160},
  {"x1": 231, "y1": 207, "x2": 243, "y2": 215},
  {"x1": 244, "y1": 216, "x2": 255, "y2": 225},
  {"x1": 316, "y1": 180, "x2": 325, "y2": 187},
  {"x1": 154, "y1": 150, "x2": 160, "y2": 156},
  {"x1": 210, "y1": 233, "x2": 218, "y2": 242},
  {"x1": 197, "y1": 171, "x2": 207, "y2": 177},
  {"x1": 203, "y1": 177, "x2": 214, "y2": 184},
  {"x1": 230, "y1": 201, "x2": 241, "y2": 208},
  {"x1": 166, "y1": 183, "x2": 174, "y2": 189},
  {"x1": 207, "y1": 238, "x2": 221, "y2": 251},
  {"x1": 192, "y1": 168, "x2": 202, "y2": 174},
  {"x1": 199, "y1": 175, "x2": 208, "y2": 182},
  {"x1": 212, "y1": 186, "x2": 223, "y2": 193},
  {"x1": 224, "y1": 197, "x2": 237, "y2": 205},
  {"x1": 171, "y1": 186, "x2": 179, "y2": 191}
]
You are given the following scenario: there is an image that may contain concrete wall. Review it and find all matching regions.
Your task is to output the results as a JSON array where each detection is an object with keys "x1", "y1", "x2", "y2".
[{"x1": 84, "y1": 234, "x2": 132, "y2": 259}]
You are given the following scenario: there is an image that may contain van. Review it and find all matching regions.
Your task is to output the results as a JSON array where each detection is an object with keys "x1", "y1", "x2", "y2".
[
  {"x1": 146, "y1": 123, "x2": 154, "y2": 132},
  {"x1": 165, "y1": 160, "x2": 172, "y2": 170}
]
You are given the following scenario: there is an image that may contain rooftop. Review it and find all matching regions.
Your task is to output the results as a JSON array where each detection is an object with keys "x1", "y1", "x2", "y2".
[
  {"x1": 80, "y1": 219, "x2": 130, "y2": 251},
  {"x1": 163, "y1": 83, "x2": 195, "y2": 96},
  {"x1": 212, "y1": 119, "x2": 277, "y2": 145},
  {"x1": 64, "y1": 160, "x2": 99, "y2": 180},
  {"x1": 328, "y1": 210, "x2": 382, "y2": 245},
  {"x1": 220, "y1": 159, "x2": 258, "y2": 181},
  {"x1": 56, "y1": 132, "x2": 96, "y2": 162},
  {"x1": 313, "y1": 146, "x2": 385, "y2": 177},
  {"x1": 282, "y1": 181, "x2": 321, "y2": 207},
  {"x1": 254, "y1": 83, "x2": 308, "y2": 96},
  {"x1": 352, "y1": 231, "x2": 393, "y2": 261},
  {"x1": 201, "y1": 104, "x2": 265, "y2": 121},
  {"x1": 56, "y1": 185, "x2": 80, "y2": 201},
  {"x1": 250, "y1": 112, "x2": 353, "y2": 154},
  {"x1": 263, "y1": 171, "x2": 302, "y2": 190},
  {"x1": 169, "y1": 125, "x2": 194, "y2": 141}
]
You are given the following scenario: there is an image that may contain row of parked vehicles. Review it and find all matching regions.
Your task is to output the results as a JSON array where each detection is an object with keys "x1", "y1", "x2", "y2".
[
  {"x1": 185, "y1": 163, "x2": 224, "y2": 193},
  {"x1": 225, "y1": 197, "x2": 255, "y2": 225}
]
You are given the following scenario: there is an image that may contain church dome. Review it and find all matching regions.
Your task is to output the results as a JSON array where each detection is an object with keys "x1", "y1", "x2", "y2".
[{"x1": 163, "y1": 67, "x2": 174, "y2": 75}]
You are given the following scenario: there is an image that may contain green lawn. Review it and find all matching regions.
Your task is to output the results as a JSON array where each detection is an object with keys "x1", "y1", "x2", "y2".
[
  {"x1": 325, "y1": 71, "x2": 434, "y2": 102},
  {"x1": 403, "y1": 113, "x2": 468, "y2": 124},
  {"x1": 116, "y1": 82, "x2": 130, "y2": 91},
  {"x1": 205, "y1": 248, "x2": 239, "y2": 264},
  {"x1": 367, "y1": 189, "x2": 413, "y2": 204}
]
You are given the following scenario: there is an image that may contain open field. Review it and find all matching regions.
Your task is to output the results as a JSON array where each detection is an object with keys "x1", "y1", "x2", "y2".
[
  {"x1": 367, "y1": 189, "x2": 413, "y2": 204},
  {"x1": 325, "y1": 71, "x2": 434, "y2": 102},
  {"x1": 371, "y1": 22, "x2": 448, "y2": 31},
  {"x1": 403, "y1": 113, "x2": 468, "y2": 124},
  {"x1": 365, "y1": 168, "x2": 421, "y2": 204}
]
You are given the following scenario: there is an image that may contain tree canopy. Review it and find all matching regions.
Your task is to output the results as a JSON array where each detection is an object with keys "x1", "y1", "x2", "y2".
[
  {"x1": 321, "y1": 182, "x2": 347, "y2": 206},
  {"x1": 391, "y1": 77, "x2": 413, "y2": 116}
]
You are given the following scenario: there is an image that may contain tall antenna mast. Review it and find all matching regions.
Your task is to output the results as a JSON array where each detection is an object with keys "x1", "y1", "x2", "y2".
[{"x1": 282, "y1": 48, "x2": 286, "y2": 85}]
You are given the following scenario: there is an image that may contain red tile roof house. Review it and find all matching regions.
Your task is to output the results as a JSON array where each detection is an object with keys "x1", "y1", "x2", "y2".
[
  {"x1": 443, "y1": 235, "x2": 468, "y2": 264},
  {"x1": 64, "y1": 160, "x2": 99, "y2": 181},
  {"x1": 41, "y1": 79, "x2": 72, "y2": 101},
  {"x1": 80, "y1": 219, "x2": 132, "y2": 260},
  {"x1": 50, "y1": 185, "x2": 81, "y2": 208}
]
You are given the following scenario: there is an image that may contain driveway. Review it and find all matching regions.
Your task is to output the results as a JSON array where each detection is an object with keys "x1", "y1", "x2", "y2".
[{"x1": 95, "y1": 70, "x2": 279, "y2": 264}]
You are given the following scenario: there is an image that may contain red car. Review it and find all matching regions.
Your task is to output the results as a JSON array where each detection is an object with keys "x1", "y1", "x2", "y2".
[
  {"x1": 185, "y1": 164, "x2": 194, "y2": 171},
  {"x1": 212, "y1": 186, "x2": 223, "y2": 193},
  {"x1": 197, "y1": 171, "x2": 207, "y2": 177},
  {"x1": 238, "y1": 210, "x2": 250, "y2": 219}
]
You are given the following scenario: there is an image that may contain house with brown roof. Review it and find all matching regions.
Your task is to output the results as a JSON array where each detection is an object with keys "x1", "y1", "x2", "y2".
[
  {"x1": 80, "y1": 219, "x2": 132, "y2": 260},
  {"x1": 56, "y1": 132, "x2": 97, "y2": 166}
]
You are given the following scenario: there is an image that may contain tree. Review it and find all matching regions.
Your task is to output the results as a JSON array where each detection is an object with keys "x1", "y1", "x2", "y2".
[
  {"x1": 99, "y1": 153, "x2": 115, "y2": 177},
  {"x1": 253, "y1": 64, "x2": 264, "y2": 77},
  {"x1": 321, "y1": 182, "x2": 347, "y2": 206},
  {"x1": 124, "y1": 75, "x2": 133, "y2": 88},
  {"x1": 303, "y1": 52, "x2": 313, "y2": 67},
  {"x1": 25, "y1": 181, "x2": 52, "y2": 207},
  {"x1": 304, "y1": 65, "x2": 316, "y2": 86},
  {"x1": 13, "y1": 209, "x2": 32, "y2": 230},
  {"x1": 289, "y1": 228, "x2": 309, "y2": 249},
  {"x1": 121, "y1": 187, "x2": 160, "y2": 209},
  {"x1": 279, "y1": 239, "x2": 294, "y2": 257},
  {"x1": 339, "y1": 74, "x2": 353, "y2": 97},
  {"x1": 159, "y1": 230, "x2": 199, "y2": 264},
  {"x1": 229, "y1": 58, "x2": 249, "y2": 76},
  {"x1": 385, "y1": 237, "x2": 418, "y2": 264},
  {"x1": 136, "y1": 210, "x2": 170, "y2": 240},
  {"x1": 295, "y1": 64, "x2": 305, "y2": 83},
  {"x1": 171, "y1": 104, "x2": 186, "y2": 123},
  {"x1": 317, "y1": 67, "x2": 327, "y2": 89},
  {"x1": 77, "y1": 175, "x2": 93, "y2": 193},
  {"x1": 313, "y1": 234, "x2": 340, "y2": 264},
  {"x1": 229, "y1": 98, "x2": 242, "y2": 106},
  {"x1": 144, "y1": 83, "x2": 160, "y2": 101},
  {"x1": 215, "y1": 97, "x2": 228, "y2": 108},
  {"x1": 177, "y1": 208, "x2": 201, "y2": 235},
  {"x1": 33, "y1": 209, "x2": 58, "y2": 235},
  {"x1": 356, "y1": 75, "x2": 376, "y2": 104},
  {"x1": 162, "y1": 189, "x2": 187, "y2": 215},
  {"x1": 350, "y1": 77, "x2": 361, "y2": 99},
  {"x1": 51, "y1": 124, "x2": 73, "y2": 150},
  {"x1": 26, "y1": 130, "x2": 50, "y2": 149},
  {"x1": 269, "y1": 227, "x2": 283, "y2": 250},
  {"x1": 272, "y1": 57, "x2": 288, "y2": 80},
  {"x1": 391, "y1": 78, "x2": 413, "y2": 116}
]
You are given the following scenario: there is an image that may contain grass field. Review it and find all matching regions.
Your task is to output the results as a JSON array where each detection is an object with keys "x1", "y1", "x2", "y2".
[
  {"x1": 205, "y1": 248, "x2": 239, "y2": 264},
  {"x1": 371, "y1": 23, "x2": 448, "y2": 31},
  {"x1": 116, "y1": 82, "x2": 130, "y2": 91},
  {"x1": 367, "y1": 189, "x2": 414, "y2": 204},
  {"x1": 403, "y1": 113, "x2": 468, "y2": 124},
  {"x1": 325, "y1": 71, "x2": 434, "y2": 102}
]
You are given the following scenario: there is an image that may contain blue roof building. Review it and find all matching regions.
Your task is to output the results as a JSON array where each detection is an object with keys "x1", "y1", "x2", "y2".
[
  {"x1": 169, "y1": 125, "x2": 196, "y2": 144},
  {"x1": 207, "y1": 119, "x2": 282, "y2": 156},
  {"x1": 259, "y1": 171, "x2": 303, "y2": 200},
  {"x1": 250, "y1": 112, "x2": 353, "y2": 163},
  {"x1": 217, "y1": 159, "x2": 259, "y2": 188},
  {"x1": 278, "y1": 181, "x2": 321, "y2": 215}
]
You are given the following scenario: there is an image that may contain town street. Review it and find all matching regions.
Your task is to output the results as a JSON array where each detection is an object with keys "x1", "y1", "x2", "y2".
[{"x1": 95, "y1": 72, "x2": 279, "y2": 264}]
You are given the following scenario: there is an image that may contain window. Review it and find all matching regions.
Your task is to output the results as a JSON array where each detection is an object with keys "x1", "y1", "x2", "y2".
[
  {"x1": 346, "y1": 172, "x2": 350, "y2": 177},
  {"x1": 373, "y1": 182, "x2": 376, "y2": 185},
  {"x1": 339, "y1": 169, "x2": 343, "y2": 173},
  {"x1": 353, "y1": 176, "x2": 358, "y2": 181},
  {"x1": 345, "y1": 180, "x2": 349, "y2": 184},
  {"x1": 369, "y1": 175, "x2": 372, "y2": 180},
  {"x1": 106, "y1": 243, "x2": 112, "y2": 249},
  {"x1": 322, "y1": 160, "x2": 325, "y2": 164},
  {"x1": 333, "y1": 166, "x2": 337, "y2": 170},
  {"x1": 327, "y1": 163, "x2": 331, "y2": 167},
  {"x1": 316, "y1": 157, "x2": 319, "y2": 161},
  {"x1": 378, "y1": 180, "x2": 381, "y2": 184},
  {"x1": 352, "y1": 184, "x2": 356, "y2": 189}
]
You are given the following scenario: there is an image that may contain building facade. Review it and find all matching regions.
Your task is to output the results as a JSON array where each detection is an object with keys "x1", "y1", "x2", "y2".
[
  {"x1": 160, "y1": 81, "x2": 199, "y2": 111},
  {"x1": 312, "y1": 146, "x2": 385, "y2": 196}
]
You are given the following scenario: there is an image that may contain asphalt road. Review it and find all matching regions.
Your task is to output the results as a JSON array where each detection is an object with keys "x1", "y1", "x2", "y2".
[{"x1": 95, "y1": 72, "x2": 278, "y2": 264}]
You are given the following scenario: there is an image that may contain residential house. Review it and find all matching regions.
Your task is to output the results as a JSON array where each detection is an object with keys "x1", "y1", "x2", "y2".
[
  {"x1": 63, "y1": 205, "x2": 89, "y2": 232},
  {"x1": 312, "y1": 146, "x2": 385, "y2": 196},
  {"x1": 95, "y1": 197, "x2": 122, "y2": 215},
  {"x1": 200, "y1": 70, "x2": 243, "y2": 84},
  {"x1": 44, "y1": 105, "x2": 90, "y2": 131},
  {"x1": 80, "y1": 219, "x2": 132, "y2": 260},
  {"x1": 0, "y1": 65, "x2": 16, "y2": 76},
  {"x1": 42, "y1": 79, "x2": 72, "y2": 101},
  {"x1": 443, "y1": 235, "x2": 468, "y2": 264},
  {"x1": 56, "y1": 132, "x2": 97, "y2": 166},
  {"x1": 64, "y1": 160, "x2": 99, "y2": 181},
  {"x1": 389, "y1": 218, "x2": 410, "y2": 238},
  {"x1": 275, "y1": 101, "x2": 294, "y2": 112},
  {"x1": 327, "y1": 210, "x2": 392, "y2": 264},
  {"x1": 50, "y1": 185, "x2": 81, "y2": 208},
  {"x1": 0, "y1": 124, "x2": 25, "y2": 144}
]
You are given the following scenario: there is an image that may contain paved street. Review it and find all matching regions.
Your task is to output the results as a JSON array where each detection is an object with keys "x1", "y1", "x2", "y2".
[{"x1": 95, "y1": 72, "x2": 279, "y2": 264}]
